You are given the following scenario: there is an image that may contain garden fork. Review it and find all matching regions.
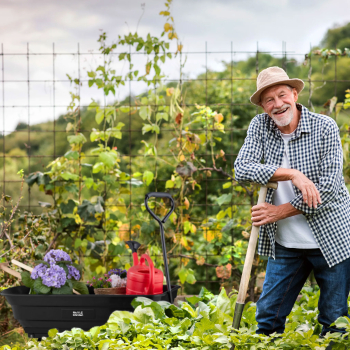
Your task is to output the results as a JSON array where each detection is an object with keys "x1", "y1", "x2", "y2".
[{"x1": 230, "y1": 181, "x2": 278, "y2": 350}]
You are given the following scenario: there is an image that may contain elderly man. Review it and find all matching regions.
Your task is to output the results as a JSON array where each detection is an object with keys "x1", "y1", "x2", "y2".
[{"x1": 234, "y1": 66, "x2": 350, "y2": 337}]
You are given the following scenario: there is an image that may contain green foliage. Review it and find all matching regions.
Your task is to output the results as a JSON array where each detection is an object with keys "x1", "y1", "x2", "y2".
[
  {"x1": 2, "y1": 287, "x2": 350, "y2": 349},
  {"x1": 306, "y1": 21, "x2": 350, "y2": 106},
  {"x1": 321, "y1": 22, "x2": 350, "y2": 51},
  {"x1": 217, "y1": 194, "x2": 233, "y2": 206},
  {"x1": 143, "y1": 170, "x2": 154, "y2": 186},
  {"x1": 178, "y1": 267, "x2": 196, "y2": 284}
]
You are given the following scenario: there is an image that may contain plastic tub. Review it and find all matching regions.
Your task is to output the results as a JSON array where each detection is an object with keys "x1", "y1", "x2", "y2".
[{"x1": 1, "y1": 284, "x2": 180, "y2": 339}]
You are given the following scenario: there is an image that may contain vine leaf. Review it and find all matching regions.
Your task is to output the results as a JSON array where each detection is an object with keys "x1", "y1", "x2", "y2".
[
  {"x1": 60, "y1": 199, "x2": 76, "y2": 214},
  {"x1": 216, "y1": 194, "x2": 232, "y2": 206},
  {"x1": 143, "y1": 171, "x2": 154, "y2": 186},
  {"x1": 78, "y1": 200, "x2": 97, "y2": 222}
]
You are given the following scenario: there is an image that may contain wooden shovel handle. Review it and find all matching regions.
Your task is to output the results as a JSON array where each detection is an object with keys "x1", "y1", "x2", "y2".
[
  {"x1": 250, "y1": 181, "x2": 278, "y2": 190},
  {"x1": 236, "y1": 181, "x2": 277, "y2": 303},
  {"x1": 10, "y1": 259, "x2": 81, "y2": 295}
]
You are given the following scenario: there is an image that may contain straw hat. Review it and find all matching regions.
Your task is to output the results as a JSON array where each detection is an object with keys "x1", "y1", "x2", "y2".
[{"x1": 250, "y1": 66, "x2": 304, "y2": 106}]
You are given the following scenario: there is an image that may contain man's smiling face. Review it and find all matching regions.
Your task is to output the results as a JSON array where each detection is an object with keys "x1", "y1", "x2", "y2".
[{"x1": 260, "y1": 85, "x2": 298, "y2": 128}]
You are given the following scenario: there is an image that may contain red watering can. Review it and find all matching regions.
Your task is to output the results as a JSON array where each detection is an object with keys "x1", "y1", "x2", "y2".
[{"x1": 125, "y1": 241, "x2": 164, "y2": 295}]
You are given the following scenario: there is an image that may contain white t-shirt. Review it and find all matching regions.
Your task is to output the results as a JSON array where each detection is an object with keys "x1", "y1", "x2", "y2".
[{"x1": 272, "y1": 130, "x2": 319, "y2": 248}]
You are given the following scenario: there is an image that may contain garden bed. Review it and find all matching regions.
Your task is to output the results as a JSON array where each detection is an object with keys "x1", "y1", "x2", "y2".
[
  {"x1": 2, "y1": 285, "x2": 348, "y2": 350},
  {"x1": 1, "y1": 285, "x2": 180, "y2": 339}
]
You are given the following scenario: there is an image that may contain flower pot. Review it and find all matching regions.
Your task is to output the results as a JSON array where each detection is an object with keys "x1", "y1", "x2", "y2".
[
  {"x1": 94, "y1": 287, "x2": 126, "y2": 295},
  {"x1": 114, "y1": 287, "x2": 126, "y2": 294}
]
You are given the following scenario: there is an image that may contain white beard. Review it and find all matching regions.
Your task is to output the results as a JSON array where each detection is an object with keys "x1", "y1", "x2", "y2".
[{"x1": 271, "y1": 104, "x2": 294, "y2": 127}]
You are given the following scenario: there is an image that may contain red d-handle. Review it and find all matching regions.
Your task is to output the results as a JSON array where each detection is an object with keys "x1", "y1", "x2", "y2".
[{"x1": 140, "y1": 254, "x2": 155, "y2": 295}]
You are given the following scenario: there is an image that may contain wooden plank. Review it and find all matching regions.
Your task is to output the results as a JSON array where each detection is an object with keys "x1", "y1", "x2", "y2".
[
  {"x1": 11, "y1": 259, "x2": 33, "y2": 272},
  {"x1": 0, "y1": 263, "x2": 22, "y2": 279}
]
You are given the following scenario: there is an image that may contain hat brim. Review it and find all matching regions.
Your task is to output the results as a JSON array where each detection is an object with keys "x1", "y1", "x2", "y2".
[{"x1": 250, "y1": 79, "x2": 305, "y2": 106}]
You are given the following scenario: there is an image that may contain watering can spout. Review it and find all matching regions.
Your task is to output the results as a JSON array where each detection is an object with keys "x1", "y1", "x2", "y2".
[{"x1": 126, "y1": 240, "x2": 141, "y2": 265}]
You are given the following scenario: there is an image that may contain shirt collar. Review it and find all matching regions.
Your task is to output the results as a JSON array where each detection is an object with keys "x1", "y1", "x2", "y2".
[{"x1": 266, "y1": 103, "x2": 311, "y2": 139}]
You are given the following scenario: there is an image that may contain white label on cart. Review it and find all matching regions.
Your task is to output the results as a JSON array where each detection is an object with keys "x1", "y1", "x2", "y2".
[
  {"x1": 62, "y1": 308, "x2": 95, "y2": 319},
  {"x1": 73, "y1": 311, "x2": 83, "y2": 316}
]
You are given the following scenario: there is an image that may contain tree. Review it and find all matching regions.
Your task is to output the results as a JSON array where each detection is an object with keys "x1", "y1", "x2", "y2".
[{"x1": 321, "y1": 22, "x2": 350, "y2": 50}]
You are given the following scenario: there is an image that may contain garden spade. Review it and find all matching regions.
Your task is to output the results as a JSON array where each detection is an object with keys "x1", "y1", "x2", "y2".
[
  {"x1": 144, "y1": 192, "x2": 176, "y2": 304},
  {"x1": 230, "y1": 181, "x2": 278, "y2": 350}
]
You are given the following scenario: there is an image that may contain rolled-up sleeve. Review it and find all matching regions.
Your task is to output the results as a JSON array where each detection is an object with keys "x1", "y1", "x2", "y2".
[
  {"x1": 234, "y1": 117, "x2": 279, "y2": 186},
  {"x1": 289, "y1": 121, "x2": 343, "y2": 215}
]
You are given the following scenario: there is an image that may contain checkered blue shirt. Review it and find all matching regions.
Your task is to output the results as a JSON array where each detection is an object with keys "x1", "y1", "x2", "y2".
[{"x1": 234, "y1": 103, "x2": 350, "y2": 268}]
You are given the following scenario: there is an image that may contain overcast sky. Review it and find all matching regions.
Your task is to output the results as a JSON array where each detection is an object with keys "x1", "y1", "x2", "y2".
[{"x1": 1, "y1": 0, "x2": 350, "y2": 132}]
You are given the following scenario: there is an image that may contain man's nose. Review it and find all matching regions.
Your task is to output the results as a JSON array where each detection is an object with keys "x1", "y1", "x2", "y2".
[{"x1": 274, "y1": 98, "x2": 284, "y2": 110}]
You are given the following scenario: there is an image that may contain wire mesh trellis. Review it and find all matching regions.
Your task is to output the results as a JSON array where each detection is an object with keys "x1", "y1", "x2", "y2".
[{"x1": 1, "y1": 41, "x2": 350, "y2": 294}]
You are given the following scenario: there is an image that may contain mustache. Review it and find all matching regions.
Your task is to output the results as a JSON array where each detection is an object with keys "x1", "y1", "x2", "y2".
[{"x1": 272, "y1": 104, "x2": 291, "y2": 114}]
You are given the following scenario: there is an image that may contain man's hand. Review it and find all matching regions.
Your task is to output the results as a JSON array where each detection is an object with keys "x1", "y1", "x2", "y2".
[
  {"x1": 270, "y1": 168, "x2": 322, "y2": 209},
  {"x1": 251, "y1": 203, "x2": 281, "y2": 226},
  {"x1": 251, "y1": 202, "x2": 302, "y2": 226},
  {"x1": 290, "y1": 170, "x2": 322, "y2": 208}
]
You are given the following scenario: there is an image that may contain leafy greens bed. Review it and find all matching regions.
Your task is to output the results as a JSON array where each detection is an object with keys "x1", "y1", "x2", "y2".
[{"x1": 2, "y1": 286, "x2": 350, "y2": 350}]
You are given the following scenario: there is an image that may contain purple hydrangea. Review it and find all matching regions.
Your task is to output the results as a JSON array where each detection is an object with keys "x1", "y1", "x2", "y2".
[
  {"x1": 44, "y1": 249, "x2": 72, "y2": 265},
  {"x1": 67, "y1": 265, "x2": 80, "y2": 281},
  {"x1": 31, "y1": 263, "x2": 47, "y2": 280},
  {"x1": 41, "y1": 265, "x2": 67, "y2": 288}
]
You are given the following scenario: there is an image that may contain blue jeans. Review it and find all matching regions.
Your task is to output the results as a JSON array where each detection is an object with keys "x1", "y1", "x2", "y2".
[{"x1": 256, "y1": 242, "x2": 350, "y2": 337}]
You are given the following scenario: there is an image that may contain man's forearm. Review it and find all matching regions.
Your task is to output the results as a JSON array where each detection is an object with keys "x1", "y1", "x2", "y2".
[
  {"x1": 270, "y1": 168, "x2": 304, "y2": 219},
  {"x1": 278, "y1": 202, "x2": 303, "y2": 220},
  {"x1": 270, "y1": 168, "x2": 297, "y2": 182}
]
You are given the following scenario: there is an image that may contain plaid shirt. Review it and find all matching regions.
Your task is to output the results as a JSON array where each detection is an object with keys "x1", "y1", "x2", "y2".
[{"x1": 234, "y1": 103, "x2": 350, "y2": 268}]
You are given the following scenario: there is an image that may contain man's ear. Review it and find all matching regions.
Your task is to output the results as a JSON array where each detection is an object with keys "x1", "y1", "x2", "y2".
[
  {"x1": 258, "y1": 101, "x2": 266, "y2": 112},
  {"x1": 293, "y1": 88, "x2": 298, "y2": 102}
]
